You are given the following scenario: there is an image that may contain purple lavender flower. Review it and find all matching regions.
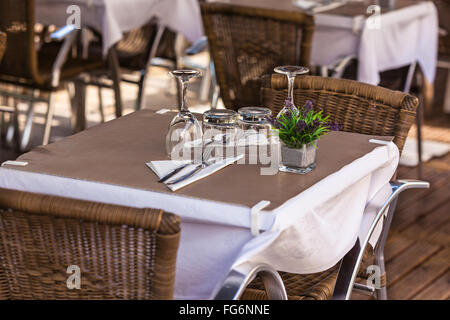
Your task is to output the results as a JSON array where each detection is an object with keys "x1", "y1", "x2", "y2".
[
  {"x1": 308, "y1": 119, "x2": 321, "y2": 132},
  {"x1": 265, "y1": 115, "x2": 281, "y2": 129},
  {"x1": 284, "y1": 99, "x2": 296, "y2": 111},
  {"x1": 328, "y1": 122, "x2": 342, "y2": 131},
  {"x1": 304, "y1": 100, "x2": 314, "y2": 113},
  {"x1": 300, "y1": 100, "x2": 314, "y2": 117},
  {"x1": 295, "y1": 120, "x2": 307, "y2": 133}
]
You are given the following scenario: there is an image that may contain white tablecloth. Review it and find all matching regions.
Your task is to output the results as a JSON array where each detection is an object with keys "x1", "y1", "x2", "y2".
[
  {"x1": 303, "y1": 1, "x2": 438, "y2": 84},
  {"x1": 0, "y1": 140, "x2": 399, "y2": 299},
  {"x1": 36, "y1": 0, "x2": 204, "y2": 55},
  {"x1": 207, "y1": 0, "x2": 438, "y2": 85},
  {"x1": 356, "y1": 1, "x2": 438, "y2": 84}
]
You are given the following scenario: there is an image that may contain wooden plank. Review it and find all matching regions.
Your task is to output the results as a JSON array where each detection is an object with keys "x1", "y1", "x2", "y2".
[
  {"x1": 395, "y1": 166, "x2": 443, "y2": 210},
  {"x1": 384, "y1": 232, "x2": 415, "y2": 262},
  {"x1": 393, "y1": 180, "x2": 450, "y2": 231},
  {"x1": 388, "y1": 248, "x2": 450, "y2": 300},
  {"x1": 427, "y1": 220, "x2": 450, "y2": 247},
  {"x1": 412, "y1": 270, "x2": 450, "y2": 300},
  {"x1": 386, "y1": 241, "x2": 441, "y2": 286},
  {"x1": 402, "y1": 201, "x2": 450, "y2": 243}
]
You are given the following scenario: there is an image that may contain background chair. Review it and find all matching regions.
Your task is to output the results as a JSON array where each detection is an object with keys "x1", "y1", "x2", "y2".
[
  {"x1": 0, "y1": 0, "x2": 103, "y2": 150},
  {"x1": 257, "y1": 74, "x2": 428, "y2": 300},
  {"x1": 86, "y1": 21, "x2": 177, "y2": 114},
  {"x1": 201, "y1": 2, "x2": 314, "y2": 110},
  {"x1": 0, "y1": 188, "x2": 181, "y2": 299},
  {"x1": 262, "y1": 74, "x2": 418, "y2": 153}
]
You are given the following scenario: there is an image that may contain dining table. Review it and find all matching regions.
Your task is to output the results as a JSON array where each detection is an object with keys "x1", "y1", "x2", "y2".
[
  {"x1": 35, "y1": 0, "x2": 204, "y2": 56},
  {"x1": 0, "y1": 109, "x2": 399, "y2": 299},
  {"x1": 208, "y1": 0, "x2": 438, "y2": 86}
]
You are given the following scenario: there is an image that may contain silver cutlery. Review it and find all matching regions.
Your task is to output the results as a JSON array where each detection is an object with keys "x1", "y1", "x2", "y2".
[
  {"x1": 158, "y1": 162, "x2": 191, "y2": 183},
  {"x1": 165, "y1": 134, "x2": 231, "y2": 186}
]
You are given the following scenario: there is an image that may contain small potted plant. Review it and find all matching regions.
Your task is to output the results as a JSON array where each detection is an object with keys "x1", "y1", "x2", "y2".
[{"x1": 267, "y1": 100, "x2": 341, "y2": 174}]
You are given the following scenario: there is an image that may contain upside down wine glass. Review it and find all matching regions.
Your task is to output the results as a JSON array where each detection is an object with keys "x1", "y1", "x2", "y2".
[
  {"x1": 166, "y1": 70, "x2": 203, "y2": 159},
  {"x1": 273, "y1": 66, "x2": 309, "y2": 117}
]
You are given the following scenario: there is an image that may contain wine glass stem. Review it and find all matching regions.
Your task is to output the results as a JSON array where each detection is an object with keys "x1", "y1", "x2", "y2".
[
  {"x1": 180, "y1": 78, "x2": 188, "y2": 112},
  {"x1": 287, "y1": 73, "x2": 295, "y2": 105}
]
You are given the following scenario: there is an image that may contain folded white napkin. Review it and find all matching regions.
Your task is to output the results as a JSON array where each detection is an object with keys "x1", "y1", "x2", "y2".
[{"x1": 146, "y1": 154, "x2": 244, "y2": 191}]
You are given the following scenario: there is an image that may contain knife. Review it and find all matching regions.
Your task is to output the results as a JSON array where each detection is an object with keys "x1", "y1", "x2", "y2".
[
  {"x1": 166, "y1": 164, "x2": 203, "y2": 186},
  {"x1": 158, "y1": 163, "x2": 191, "y2": 183}
]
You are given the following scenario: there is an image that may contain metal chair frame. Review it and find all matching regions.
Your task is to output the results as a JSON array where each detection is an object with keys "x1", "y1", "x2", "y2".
[{"x1": 332, "y1": 179, "x2": 430, "y2": 300}]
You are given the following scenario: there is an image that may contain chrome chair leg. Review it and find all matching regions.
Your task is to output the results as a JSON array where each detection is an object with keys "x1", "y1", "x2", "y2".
[
  {"x1": 108, "y1": 46, "x2": 123, "y2": 118},
  {"x1": 332, "y1": 240, "x2": 361, "y2": 300},
  {"x1": 402, "y1": 61, "x2": 423, "y2": 179},
  {"x1": 136, "y1": 72, "x2": 146, "y2": 111},
  {"x1": 375, "y1": 253, "x2": 387, "y2": 300},
  {"x1": 42, "y1": 93, "x2": 55, "y2": 145},
  {"x1": 20, "y1": 97, "x2": 34, "y2": 151},
  {"x1": 416, "y1": 103, "x2": 424, "y2": 179},
  {"x1": 98, "y1": 87, "x2": 105, "y2": 123}
]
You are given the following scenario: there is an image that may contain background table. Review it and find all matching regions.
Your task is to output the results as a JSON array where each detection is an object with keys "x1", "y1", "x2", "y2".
[
  {"x1": 208, "y1": 0, "x2": 438, "y2": 85},
  {"x1": 0, "y1": 110, "x2": 399, "y2": 299},
  {"x1": 36, "y1": 0, "x2": 204, "y2": 55}
]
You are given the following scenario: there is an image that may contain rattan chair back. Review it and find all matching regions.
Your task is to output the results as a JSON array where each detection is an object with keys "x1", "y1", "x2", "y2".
[
  {"x1": 261, "y1": 74, "x2": 419, "y2": 153},
  {"x1": 0, "y1": 188, "x2": 180, "y2": 300},
  {"x1": 0, "y1": 0, "x2": 45, "y2": 85},
  {"x1": 201, "y1": 2, "x2": 314, "y2": 110}
]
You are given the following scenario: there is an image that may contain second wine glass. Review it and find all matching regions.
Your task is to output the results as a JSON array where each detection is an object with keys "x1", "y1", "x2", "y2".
[
  {"x1": 166, "y1": 70, "x2": 203, "y2": 160},
  {"x1": 274, "y1": 66, "x2": 309, "y2": 117}
]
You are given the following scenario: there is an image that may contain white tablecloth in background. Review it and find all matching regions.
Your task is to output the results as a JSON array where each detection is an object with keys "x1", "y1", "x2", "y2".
[
  {"x1": 36, "y1": 0, "x2": 204, "y2": 55},
  {"x1": 207, "y1": 0, "x2": 438, "y2": 85},
  {"x1": 310, "y1": 1, "x2": 437, "y2": 85},
  {"x1": 0, "y1": 141, "x2": 399, "y2": 299},
  {"x1": 357, "y1": 1, "x2": 438, "y2": 84}
]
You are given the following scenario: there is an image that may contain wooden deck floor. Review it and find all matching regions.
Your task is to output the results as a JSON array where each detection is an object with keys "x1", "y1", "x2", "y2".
[
  {"x1": 383, "y1": 153, "x2": 449, "y2": 300},
  {"x1": 352, "y1": 151, "x2": 450, "y2": 300}
]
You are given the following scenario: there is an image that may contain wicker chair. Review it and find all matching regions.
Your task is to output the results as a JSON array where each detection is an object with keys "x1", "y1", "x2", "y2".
[
  {"x1": 261, "y1": 74, "x2": 418, "y2": 153},
  {"x1": 86, "y1": 21, "x2": 177, "y2": 114},
  {"x1": 201, "y1": 2, "x2": 314, "y2": 111},
  {"x1": 0, "y1": 188, "x2": 180, "y2": 299},
  {"x1": 0, "y1": 0, "x2": 104, "y2": 148},
  {"x1": 249, "y1": 74, "x2": 424, "y2": 300}
]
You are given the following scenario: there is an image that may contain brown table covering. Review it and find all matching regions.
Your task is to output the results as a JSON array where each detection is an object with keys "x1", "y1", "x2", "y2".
[
  {"x1": 5, "y1": 110, "x2": 393, "y2": 210},
  {"x1": 223, "y1": 0, "x2": 420, "y2": 17}
]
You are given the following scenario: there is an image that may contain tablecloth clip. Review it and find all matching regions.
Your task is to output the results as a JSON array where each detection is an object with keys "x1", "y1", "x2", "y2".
[
  {"x1": 369, "y1": 139, "x2": 397, "y2": 167},
  {"x1": 251, "y1": 200, "x2": 271, "y2": 237},
  {"x1": 1, "y1": 161, "x2": 28, "y2": 167}
]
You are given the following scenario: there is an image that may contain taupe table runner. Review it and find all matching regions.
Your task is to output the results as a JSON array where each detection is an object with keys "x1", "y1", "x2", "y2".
[{"x1": 6, "y1": 110, "x2": 392, "y2": 210}]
